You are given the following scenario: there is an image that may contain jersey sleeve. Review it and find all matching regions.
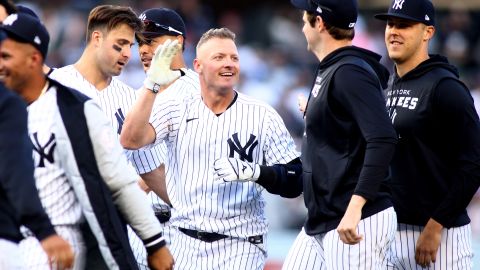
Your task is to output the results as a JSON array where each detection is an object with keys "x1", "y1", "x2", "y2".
[
  {"x1": 148, "y1": 97, "x2": 183, "y2": 149},
  {"x1": 430, "y1": 79, "x2": 480, "y2": 227},
  {"x1": 0, "y1": 91, "x2": 56, "y2": 241},
  {"x1": 129, "y1": 143, "x2": 167, "y2": 175},
  {"x1": 332, "y1": 65, "x2": 397, "y2": 201},
  {"x1": 263, "y1": 107, "x2": 300, "y2": 165},
  {"x1": 83, "y1": 100, "x2": 164, "y2": 245}
]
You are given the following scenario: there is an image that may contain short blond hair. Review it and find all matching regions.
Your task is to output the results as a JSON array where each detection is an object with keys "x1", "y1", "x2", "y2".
[{"x1": 196, "y1": 27, "x2": 236, "y2": 52}]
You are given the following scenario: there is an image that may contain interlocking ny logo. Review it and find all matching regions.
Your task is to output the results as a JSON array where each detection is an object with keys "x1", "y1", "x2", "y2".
[
  {"x1": 31, "y1": 132, "x2": 56, "y2": 168},
  {"x1": 115, "y1": 108, "x2": 125, "y2": 134},
  {"x1": 392, "y1": 0, "x2": 405, "y2": 10},
  {"x1": 227, "y1": 133, "x2": 258, "y2": 162}
]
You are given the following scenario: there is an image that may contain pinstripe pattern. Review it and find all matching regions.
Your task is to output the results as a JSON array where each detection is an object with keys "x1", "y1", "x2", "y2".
[
  {"x1": 26, "y1": 87, "x2": 83, "y2": 226},
  {"x1": 50, "y1": 66, "x2": 172, "y2": 268},
  {"x1": 0, "y1": 239, "x2": 24, "y2": 270},
  {"x1": 19, "y1": 87, "x2": 85, "y2": 269},
  {"x1": 387, "y1": 223, "x2": 473, "y2": 270},
  {"x1": 20, "y1": 225, "x2": 86, "y2": 270},
  {"x1": 169, "y1": 227, "x2": 266, "y2": 270},
  {"x1": 284, "y1": 207, "x2": 396, "y2": 270},
  {"x1": 49, "y1": 65, "x2": 165, "y2": 174},
  {"x1": 149, "y1": 91, "x2": 299, "y2": 237},
  {"x1": 282, "y1": 227, "x2": 323, "y2": 270}
]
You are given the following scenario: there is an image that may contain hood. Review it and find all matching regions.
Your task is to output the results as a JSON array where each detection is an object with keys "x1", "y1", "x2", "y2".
[
  {"x1": 395, "y1": 54, "x2": 459, "y2": 81},
  {"x1": 320, "y1": 46, "x2": 390, "y2": 89}
]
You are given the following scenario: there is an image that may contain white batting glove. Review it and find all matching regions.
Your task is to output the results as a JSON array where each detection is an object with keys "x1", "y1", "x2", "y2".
[
  {"x1": 144, "y1": 39, "x2": 182, "y2": 90},
  {"x1": 213, "y1": 157, "x2": 261, "y2": 182}
]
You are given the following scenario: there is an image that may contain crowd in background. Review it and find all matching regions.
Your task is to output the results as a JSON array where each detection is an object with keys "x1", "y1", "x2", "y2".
[{"x1": 19, "y1": 0, "x2": 480, "y2": 236}]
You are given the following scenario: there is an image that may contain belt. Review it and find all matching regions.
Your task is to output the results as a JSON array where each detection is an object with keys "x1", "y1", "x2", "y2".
[
  {"x1": 178, "y1": 227, "x2": 263, "y2": 244},
  {"x1": 152, "y1": 203, "x2": 171, "y2": 223}
]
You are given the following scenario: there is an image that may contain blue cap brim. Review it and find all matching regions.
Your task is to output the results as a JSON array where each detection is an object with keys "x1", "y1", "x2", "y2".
[{"x1": 374, "y1": 13, "x2": 425, "y2": 24}]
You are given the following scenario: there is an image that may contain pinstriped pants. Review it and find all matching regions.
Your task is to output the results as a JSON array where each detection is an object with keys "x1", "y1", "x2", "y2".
[
  {"x1": 386, "y1": 223, "x2": 473, "y2": 270},
  {"x1": 128, "y1": 223, "x2": 177, "y2": 270},
  {"x1": 169, "y1": 229, "x2": 266, "y2": 270},
  {"x1": 19, "y1": 225, "x2": 86, "y2": 270},
  {"x1": 283, "y1": 207, "x2": 397, "y2": 270},
  {"x1": 0, "y1": 239, "x2": 24, "y2": 270}
]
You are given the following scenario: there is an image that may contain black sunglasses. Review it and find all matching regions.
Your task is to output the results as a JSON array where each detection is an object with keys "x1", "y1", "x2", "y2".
[{"x1": 143, "y1": 19, "x2": 183, "y2": 35}]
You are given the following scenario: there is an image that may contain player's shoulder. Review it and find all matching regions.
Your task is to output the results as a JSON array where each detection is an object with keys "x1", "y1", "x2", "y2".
[
  {"x1": 111, "y1": 77, "x2": 135, "y2": 92},
  {"x1": 236, "y1": 91, "x2": 277, "y2": 112}
]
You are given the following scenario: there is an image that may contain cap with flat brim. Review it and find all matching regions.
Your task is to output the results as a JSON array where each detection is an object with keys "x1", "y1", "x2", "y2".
[
  {"x1": 374, "y1": 0, "x2": 435, "y2": 26},
  {"x1": 374, "y1": 13, "x2": 425, "y2": 23}
]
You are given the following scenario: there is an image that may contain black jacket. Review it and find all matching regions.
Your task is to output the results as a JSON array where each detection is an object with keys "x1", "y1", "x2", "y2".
[
  {"x1": 385, "y1": 55, "x2": 480, "y2": 228},
  {"x1": 302, "y1": 46, "x2": 397, "y2": 235},
  {"x1": 0, "y1": 84, "x2": 56, "y2": 243}
]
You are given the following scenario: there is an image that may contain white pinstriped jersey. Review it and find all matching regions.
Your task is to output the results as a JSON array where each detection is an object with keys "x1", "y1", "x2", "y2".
[
  {"x1": 27, "y1": 84, "x2": 83, "y2": 226},
  {"x1": 149, "y1": 91, "x2": 300, "y2": 237},
  {"x1": 49, "y1": 66, "x2": 164, "y2": 174}
]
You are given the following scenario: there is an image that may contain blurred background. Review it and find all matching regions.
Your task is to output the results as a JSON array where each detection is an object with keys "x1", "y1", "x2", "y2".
[{"x1": 16, "y1": 0, "x2": 480, "y2": 269}]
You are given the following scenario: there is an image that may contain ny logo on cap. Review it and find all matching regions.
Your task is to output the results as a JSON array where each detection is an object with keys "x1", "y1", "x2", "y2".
[
  {"x1": 139, "y1": 13, "x2": 146, "y2": 21},
  {"x1": 392, "y1": 0, "x2": 405, "y2": 10},
  {"x1": 34, "y1": 36, "x2": 41, "y2": 45},
  {"x1": 3, "y1": 14, "x2": 18, "y2": 26}
]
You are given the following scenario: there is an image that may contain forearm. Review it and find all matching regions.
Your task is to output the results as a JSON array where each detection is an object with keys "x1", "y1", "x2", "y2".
[
  {"x1": 354, "y1": 141, "x2": 396, "y2": 200},
  {"x1": 256, "y1": 158, "x2": 303, "y2": 198},
  {"x1": 140, "y1": 165, "x2": 171, "y2": 205},
  {"x1": 121, "y1": 88, "x2": 157, "y2": 149}
]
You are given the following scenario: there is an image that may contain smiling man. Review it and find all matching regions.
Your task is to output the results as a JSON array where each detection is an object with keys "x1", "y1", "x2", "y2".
[
  {"x1": 375, "y1": 0, "x2": 480, "y2": 269},
  {"x1": 121, "y1": 28, "x2": 302, "y2": 269}
]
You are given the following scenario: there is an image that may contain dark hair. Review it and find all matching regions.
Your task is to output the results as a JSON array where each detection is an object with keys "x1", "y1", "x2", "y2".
[
  {"x1": 86, "y1": 5, "x2": 143, "y2": 43},
  {"x1": 0, "y1": 0, "x2": 16, "y2": 15},
  {"x1": 306, "y1": 11, "x2": 355, "y2": 41},
  {"x1": 196, "y1": 27, "x2": 236, "y2": 51},
  {"x1": 135, "y1": 32, "x2": 186, "y2": 52}
]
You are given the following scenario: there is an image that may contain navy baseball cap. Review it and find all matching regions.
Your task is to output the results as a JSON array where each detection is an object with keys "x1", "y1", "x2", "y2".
[
  {"x1": 375, "y1": 0, "x2": 435, "y2": 26},
  {"x1": 139, "y1": 8, "x2": 186, "y2": 38},
  {"x1": 0, "y1": 13, "x2": 49, "y2": 58},
  {"x1": 17, "y1": 5, "x2": 39, "y2": 19},
  {"x1": 291, "y1": 0, "x2": 358, "y2": 30}
]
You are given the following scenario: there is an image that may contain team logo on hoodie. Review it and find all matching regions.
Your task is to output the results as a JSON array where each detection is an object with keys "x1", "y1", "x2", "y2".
[{"x1": 312, "y1": 76, "x2": 322, "y2": 98}]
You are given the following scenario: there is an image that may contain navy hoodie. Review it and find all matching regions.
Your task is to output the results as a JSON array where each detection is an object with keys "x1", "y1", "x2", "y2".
[
  {"x1": 385, "y1": 55, "x2": 480, "y2": 228},
  {"x1": 302, "y1": 46, "x2": 397, "y2": 235}
]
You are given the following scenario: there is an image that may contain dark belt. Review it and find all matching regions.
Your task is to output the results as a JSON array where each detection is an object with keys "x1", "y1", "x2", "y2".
[
  {"x1": 152, "y1": 203, "x2": 171, "y2": 223},
  {"x1": 178, "y1": 227, "x2": 263, "y2": 244}
]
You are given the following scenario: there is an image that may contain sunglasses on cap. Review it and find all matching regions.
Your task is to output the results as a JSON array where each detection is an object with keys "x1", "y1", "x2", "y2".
[{"x1": 143, "y1": 19, "x2": 183, "y2": 35}]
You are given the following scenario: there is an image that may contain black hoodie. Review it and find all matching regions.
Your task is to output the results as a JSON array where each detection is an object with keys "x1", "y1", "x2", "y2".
[
  {"x1": 385, "y1": 55, "x2": 480, "y2": 228},
  {"x1": 302, "y1": 46, "x2": 397, "y2": 235}
]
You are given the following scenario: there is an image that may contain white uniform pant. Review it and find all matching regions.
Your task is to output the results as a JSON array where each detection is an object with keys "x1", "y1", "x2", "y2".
[
  {"x1": 283, "y1": 207, "x2": 397, "y2": 270},
  {"x1": 128, "y1": 222, "x2": 176, "y2": 270},
  {"x1": 282, "y1": 227, "x2": 322, "y2": 269},
  {"x1": 170, "y1": 229, "x2": 266, "y2": 270},
  {"x1": 19, "y1": 225, "x2": 86, "y2": 270},
  {"x1": 387, "y1": 223, "x2": 473, "y2": 270},
  {"x1": 0, "y1": 239, "x2": 24, "y2": 270}
]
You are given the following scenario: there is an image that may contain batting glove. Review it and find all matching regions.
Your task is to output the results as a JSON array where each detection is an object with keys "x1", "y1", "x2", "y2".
[
  {"x1": 144, "y1": 39, "x2": 182, "y2": 91},
  {"x1": 213, "y1": 157, "x2": 261, "y2": 182}
]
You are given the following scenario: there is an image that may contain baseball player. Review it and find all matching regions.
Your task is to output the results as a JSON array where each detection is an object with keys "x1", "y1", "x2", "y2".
[
  {"x1": 375, "y1": 0, "x2": 480, "y2": 268},
  {"x1": 119, "y1": 7, "x2": 202, "y2": 269},
  {"x1": 48, "y1": 6, "x2": 174, "y2": 269},
  {"x1": 0, "y1": 59, "x2": 74, "y2": 269},
  {"x1": 121, "y1": 28, "x2": 302, "y2": 269},
  {"x1": 0, "y1": 13, "x2": 172, "y2": 270},
  {"x1": 280, "y1": 0, "x2": 399, "y2": 269}
]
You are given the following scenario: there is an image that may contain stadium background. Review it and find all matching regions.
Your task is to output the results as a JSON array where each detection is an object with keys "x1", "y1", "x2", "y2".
[{"x1": 17, "y1": 0, "x2": 480, "y2": 268}]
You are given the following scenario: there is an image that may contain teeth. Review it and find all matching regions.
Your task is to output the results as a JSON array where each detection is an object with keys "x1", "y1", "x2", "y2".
[{"x1": 221, "y1": 72, "x2": 233, "y2": 76}]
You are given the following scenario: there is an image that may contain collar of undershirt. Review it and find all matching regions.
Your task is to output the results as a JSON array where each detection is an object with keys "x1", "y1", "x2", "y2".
[{"x1": 215, "y1": 91, "x2": 238, "y2": 117}]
